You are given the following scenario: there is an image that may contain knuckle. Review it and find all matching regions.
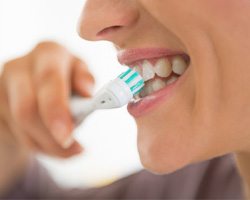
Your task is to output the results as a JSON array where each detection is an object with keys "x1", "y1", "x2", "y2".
[
  {"x1": 3, "y1": 57, "x2": 26, "y2": 71},
  {"x1": 34, "y1": 41, "x2": 68, "y2": 55},
  {"x1": 35, "y1": 65, "x2": 61, "y2": 85},
  {"x1": 12, "y1": 96, "x2": 36, "y2": 125},
  {"x1": 1, "y1": 58, "x2": 27, "y2": 82},
  {"x1": 35, "y1": 41, "x2": 61, "y2": 50}
]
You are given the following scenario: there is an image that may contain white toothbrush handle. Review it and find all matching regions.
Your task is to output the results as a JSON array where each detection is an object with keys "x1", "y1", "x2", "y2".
[
  {"x1": 70, "y1": 96, "x2": 95, "y2": 126},
  {"x1": 70, "y1": 78, "x2": 135, "y2": 126}
]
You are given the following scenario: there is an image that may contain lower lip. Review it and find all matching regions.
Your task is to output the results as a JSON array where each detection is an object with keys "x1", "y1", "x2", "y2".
[{"x1": 127, "y1": 70, "x2": 188, "y2": 117}]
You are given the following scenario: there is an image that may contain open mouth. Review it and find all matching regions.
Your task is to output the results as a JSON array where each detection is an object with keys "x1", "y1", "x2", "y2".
[
  {"x1": 131, "y1": 55, "x2": 189, "y2": 100},
  {"x1": 118, "y1": 48, "x2": 190, "y2": 116}
]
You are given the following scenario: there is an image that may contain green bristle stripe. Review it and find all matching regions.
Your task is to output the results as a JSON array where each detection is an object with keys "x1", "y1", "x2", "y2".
[
  {"x1": 119, "y1": 68, "x2": 132, "y2": 79},
  {"x1": 134, "y1": 87, "x2": 144, "y2": 95},
  {"x1": 130, "y1": 79, "x2": 144, "y2": 94},
  {"x1": 125, "y1": 72, "x2": 138, "y2": 84}
]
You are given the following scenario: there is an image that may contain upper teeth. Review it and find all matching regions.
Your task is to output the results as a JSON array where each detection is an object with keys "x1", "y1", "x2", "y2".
[
  {"x1": 172, "y1": 56, "x2": 188, "y2": 75},
  {"x1": 141, "y1": 59, "x2": 172, "y2": 81},
  {"x1": 142, "y1": 60, "x2": 155, "y2": 81},
  {"x1": 154, "y1": 58, "x2": 172, "y2": 78},
  {"x1": 139, "y1": 56, "x2": 187, "y2": 81},
  {"x1": 132, "y1": 55, "x2": 188, "y2": 98}
]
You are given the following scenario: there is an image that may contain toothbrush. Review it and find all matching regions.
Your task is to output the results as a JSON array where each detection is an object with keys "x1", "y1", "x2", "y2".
[{"x1": 70, "y1": 68, "x2": 144, "y2": 126}]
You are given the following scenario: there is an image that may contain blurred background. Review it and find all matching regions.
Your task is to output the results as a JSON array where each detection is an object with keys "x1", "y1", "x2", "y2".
[{"x1": 0, "y1": 0, "x2": 142, "y2": 188}]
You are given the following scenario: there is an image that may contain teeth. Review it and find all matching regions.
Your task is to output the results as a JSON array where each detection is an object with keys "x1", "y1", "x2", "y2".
[
  {"x1": 152, "y1": 79, "x2": 166, "y2": 91},
  {"x1": 139, "y1": 89, "x2": 147, "y2": 98},
  {"x1": 172, "y1": 56, "x2": 187, "y2": 75},
  {"x1": 166, "y1": 75, "x2": 178, "y2": 85},
  {"x1": 142, "y1": 60, "x2": 155, "y2": 81},
  {"x1": 139, "y1": 79, "x2": 166, "y2": 98},
  {"x1": 131, "y1": 55, "x2": 188, "y2": 99},
  {"x1": 134, "y1": 65, "x2": 143, "y2": 76},
  {"x1": 154, "y1": 58, "x2": 172, "y2": 78},
  {"x1": 140, "y1": 81, "x2": 154, "y2": 97}
]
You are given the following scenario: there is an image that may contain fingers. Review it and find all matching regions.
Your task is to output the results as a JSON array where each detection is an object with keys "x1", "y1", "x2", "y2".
[
  {"x1": 31, "y1": 43, "x2": 74, "y2": 146},
  {"x1": 1, "y1": 53, "x2": 83, "y2": 157},
  {"x1": 0, "y1": 77, "x2": 33, "y2": 150},
  {"x1": 0, "y1": 42, "x2": 95, "y2": 158},
  {"x1": 71, "y1": 58, "x2": 95, "y2": 97},
  {"x1": 2, "y1": 57, "x2": 83, "y2": 157},
  {"x1": 1, "y1": 58, "x2": 42, "y2": 151}
]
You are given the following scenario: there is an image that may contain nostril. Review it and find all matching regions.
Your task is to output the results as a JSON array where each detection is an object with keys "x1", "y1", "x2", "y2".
[{"x1": 97, "y1": 25, "x2": 123, "y2": 38}]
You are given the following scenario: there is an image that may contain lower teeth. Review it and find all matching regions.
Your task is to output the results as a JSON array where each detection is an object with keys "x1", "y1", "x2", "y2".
[
  {"x1": 134, "y1": 74, "x2": 179, "y2": 99},
  {"x1": 166, "y1": 75, "x2": 178, "y2": 85}
]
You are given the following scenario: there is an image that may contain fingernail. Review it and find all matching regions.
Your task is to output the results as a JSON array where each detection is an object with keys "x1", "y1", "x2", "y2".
[
  {"x1": 62, "y1": 137, "x2": 74, "y2": 149},
  {"x1": 51, "y1": 120, "x2": 70, "y2": 147}
]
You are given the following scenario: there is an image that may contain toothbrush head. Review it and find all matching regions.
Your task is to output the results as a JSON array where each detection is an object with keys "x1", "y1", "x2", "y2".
[
  {"x1": 94, "y1": 68, "x2": 145, "y2": 109},
  {"x1": 70, "y1": 68, "x2": 144, "y2": 125},
  {"x1": 118, "y1": 68, "x2": 144, "y2": 95}
]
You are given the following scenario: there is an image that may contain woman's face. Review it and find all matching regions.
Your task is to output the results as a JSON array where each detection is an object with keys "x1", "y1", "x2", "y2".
[{"x1": 79, "y1": 0, "x2": 250, "y2": 173}]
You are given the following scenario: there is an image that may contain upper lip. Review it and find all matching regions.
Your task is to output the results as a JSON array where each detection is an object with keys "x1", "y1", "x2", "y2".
[{"x1": 117, "y1": 48, "x2": 187, "y2": 66}]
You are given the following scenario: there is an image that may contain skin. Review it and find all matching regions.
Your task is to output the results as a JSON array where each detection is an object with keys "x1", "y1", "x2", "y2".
[
  {"x1": 0, "y1": 42, "x2": 95, "y2": 193},
  {"x1": 1, "y1": 0, "x2": 250, "y2": 197},
  {"x1": 79, "y1": 0, "x2": 250, "y2": 194}
]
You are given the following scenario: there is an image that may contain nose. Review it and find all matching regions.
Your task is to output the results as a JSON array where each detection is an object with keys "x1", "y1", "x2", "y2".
[{"x1": 78, "y1": 0, "x2": 139, "y2": 44}]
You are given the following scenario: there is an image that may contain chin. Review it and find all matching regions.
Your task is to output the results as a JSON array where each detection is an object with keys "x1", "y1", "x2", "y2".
[
  {"x1": 138, "y1": 148, "x2": 190, "y2": 175},
  {"x1": 137, "y1": 127, "x2": 192, "y2": 174}
]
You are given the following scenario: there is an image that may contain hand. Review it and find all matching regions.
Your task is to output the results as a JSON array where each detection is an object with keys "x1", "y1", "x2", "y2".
[{"x1": 0, "y1": 41, "x2": 95, "y2": 158}]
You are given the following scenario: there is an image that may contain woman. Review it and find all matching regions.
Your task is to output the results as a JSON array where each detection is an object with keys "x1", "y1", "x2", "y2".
[{"x1": 1, "y1": 0, "x2": 248, "y2": 198}]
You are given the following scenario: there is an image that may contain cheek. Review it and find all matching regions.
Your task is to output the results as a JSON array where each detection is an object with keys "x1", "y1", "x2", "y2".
[{"x1": 133, "y1": 68, "x2": 231, "y2": 174}]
